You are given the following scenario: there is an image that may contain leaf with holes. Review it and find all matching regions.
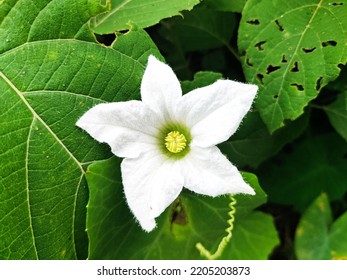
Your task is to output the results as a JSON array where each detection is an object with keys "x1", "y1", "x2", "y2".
[
  {"x1": 91, "y1": 0, "x2": 201, "y2": 34},
  {"x1": 295, "y1": 193, "x2": 347, "y2": 259},
  {"x1": 238, "y1": 0, "x2": 347, "y2": 132},
  {"x1": 86, "y1": 157, "x2": 278, "y2": 259},
  {"x1": 0, "y1": 0, "x2": 161, "y2": 259},
  {"x1": 324, "y1": 92, "x2": 347, "y2": 141}
]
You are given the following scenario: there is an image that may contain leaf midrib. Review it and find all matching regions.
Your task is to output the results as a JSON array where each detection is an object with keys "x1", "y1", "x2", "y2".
[
  {"x1": 0, "y1": 71, "x2": 84, "y2": 173},
  {"x1": 25, "y1": 119, "x2": 39, "y2": 259},
  {"x1": 269, "y1": 0, "x2": 324, "y2": 130},
  {"x1": 93, "y1": 0, "x2": 132, "y2": 28}
]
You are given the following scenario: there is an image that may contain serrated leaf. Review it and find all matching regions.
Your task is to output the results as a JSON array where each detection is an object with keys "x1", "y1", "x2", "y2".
[
  {"x1": 0, "y1": 0, "x2": 161, "y2": 259},
  {"x1": 295, "y1": 193, "x2": 347, "y2": 259},
  {"x1": 258, "y1": 133, "x2": 347, "y2": 211},
  {"x1": 86, "y1": 157, "x2": 278, "y2": 260},
  {"x1": 324, "y1": 92, "x2": 347, "y2": 141},
  {"x1": 91, "y1": 0, "x2": 201, "y2": 34},
  {"x1": 238, "y1": 0, "x2": 347, "y2": 132}
]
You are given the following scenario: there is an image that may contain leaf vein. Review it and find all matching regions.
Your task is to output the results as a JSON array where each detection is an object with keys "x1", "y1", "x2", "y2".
[{"x1": 26, "y1": 118, "x2": 39, "y2": 260}]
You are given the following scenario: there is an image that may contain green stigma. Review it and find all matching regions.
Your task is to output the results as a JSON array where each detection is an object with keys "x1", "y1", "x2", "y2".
[{"x1": 165, "y1": 131, "x2": 187, "y2": 153}]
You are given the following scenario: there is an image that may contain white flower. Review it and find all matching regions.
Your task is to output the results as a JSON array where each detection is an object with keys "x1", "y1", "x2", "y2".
[{"x1": 77, "y1": 55, "x2": 258, "y2": 232}]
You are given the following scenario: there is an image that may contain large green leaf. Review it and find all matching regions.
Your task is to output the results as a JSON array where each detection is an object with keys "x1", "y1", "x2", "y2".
[
  {"x1": 324, "y1": 92, "x2": 347, "y2": 141},
  {"x1": 0, "y1": 0, "x2": 161, "y2": 260},
  {"x1": 258, "y1": 132, "x2": 347, "y2": 211},
  {"x1": 238, "y1": 0, "x2": 347, "y2": 132},
  {"x1": 91, "y1": 0, "x2": 201, "y2": 34},
  {"x1": 295, "y1": 193, "x2": 347, "y2": 259},
  {"x1": 86, "y1": 157, "x2": 279, "y2": 259}
]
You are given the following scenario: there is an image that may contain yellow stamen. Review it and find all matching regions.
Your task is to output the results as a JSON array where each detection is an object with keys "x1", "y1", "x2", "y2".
[{"x1": 165, "y1": 131, "x2": 187, "y2": 153}]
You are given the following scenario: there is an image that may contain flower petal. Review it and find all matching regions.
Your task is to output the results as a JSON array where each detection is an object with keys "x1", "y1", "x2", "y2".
[
  {"x1": 178, "y1": 80, "x2": 257, "y2": 147},
  {"x1": 121, "y1": 151, "x2": 184, "y2": 232},
  {"x1": 141, "y1": 55, "x2": 182, "y2": 120},
  {"x1": 181, "y1": 146, "x2": 255, "y2": 196},
  {"x1": 76, "y1": 101, "x2": 161, "y2": 158}
]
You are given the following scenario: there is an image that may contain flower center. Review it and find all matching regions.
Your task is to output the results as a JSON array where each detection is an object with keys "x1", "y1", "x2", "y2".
[{"x1": 164, "y1": 131, "x2": 187, "y2": 153}]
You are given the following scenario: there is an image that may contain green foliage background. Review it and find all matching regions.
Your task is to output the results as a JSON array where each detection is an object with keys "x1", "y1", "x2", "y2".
[{"x1": 0, "y1": 0, "x2": 346, "y2": 260}]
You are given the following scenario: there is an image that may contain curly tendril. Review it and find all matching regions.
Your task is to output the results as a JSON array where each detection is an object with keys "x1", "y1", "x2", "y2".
[{"x1": 195, "y1": 195, "x2": 237, "y2": 260}]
